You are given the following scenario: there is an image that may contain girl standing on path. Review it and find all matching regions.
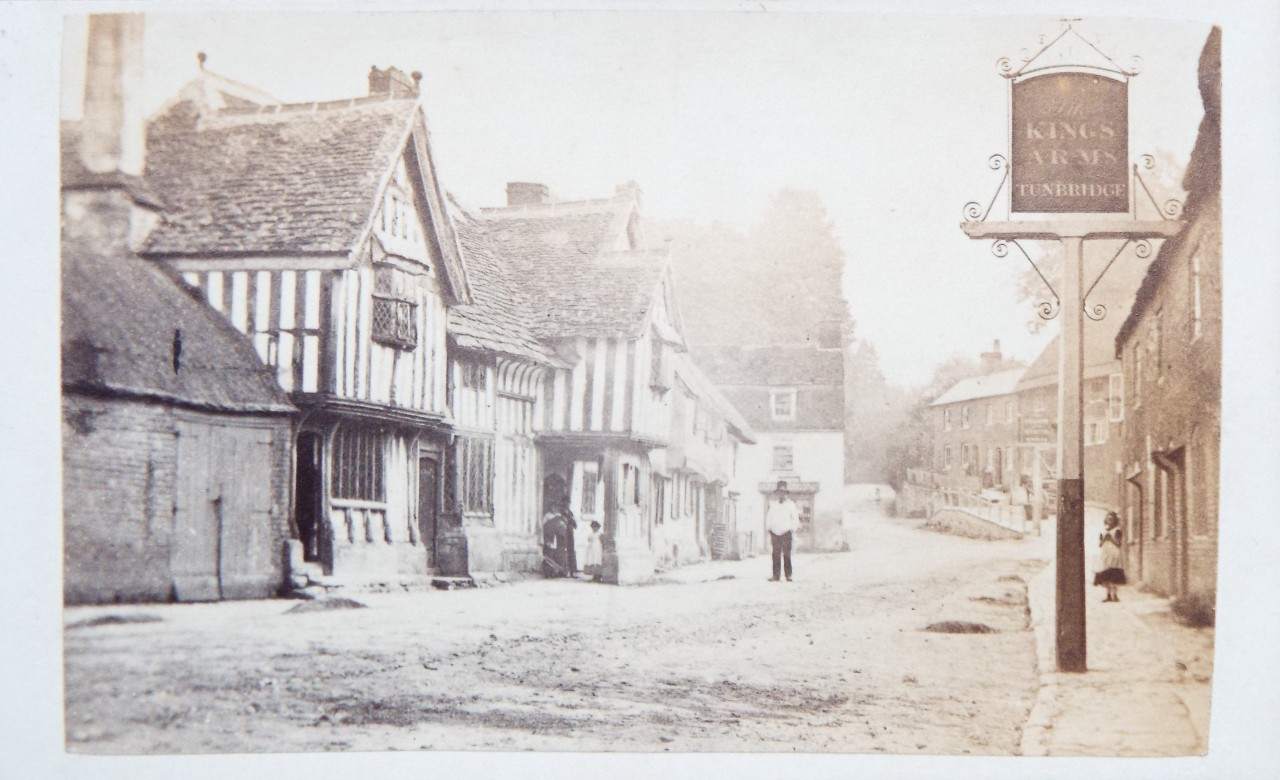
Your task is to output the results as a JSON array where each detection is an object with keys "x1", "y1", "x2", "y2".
[{"x1": 1094, "y1": 511, "x2": 1127, "y2": 602}]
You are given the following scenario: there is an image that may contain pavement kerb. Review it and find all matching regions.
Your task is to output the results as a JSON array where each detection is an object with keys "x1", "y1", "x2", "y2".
[{"x1": 1019, "y1": 561, "x2": 1058, "y2": 757}]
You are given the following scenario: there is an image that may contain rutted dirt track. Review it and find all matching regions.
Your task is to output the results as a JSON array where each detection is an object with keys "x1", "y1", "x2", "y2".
[{"x1": 64, "y1": 492, "x2": 1048, "y2": 754}]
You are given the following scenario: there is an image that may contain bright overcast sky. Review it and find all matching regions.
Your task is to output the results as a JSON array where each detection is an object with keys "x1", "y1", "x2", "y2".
[{"x1": 61, "y1": 8, "x2": 1211, "y2": 387}]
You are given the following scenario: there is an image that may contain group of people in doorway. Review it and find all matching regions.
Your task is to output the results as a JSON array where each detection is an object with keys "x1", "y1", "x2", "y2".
[{"x1": 541, "y1": 477, "x2": 602, "y2": 580}]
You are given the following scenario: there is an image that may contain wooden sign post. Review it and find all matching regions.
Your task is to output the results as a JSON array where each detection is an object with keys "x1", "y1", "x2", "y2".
[{"x1": 961, "y1": 22, "x2": 1183, "y2": 673}]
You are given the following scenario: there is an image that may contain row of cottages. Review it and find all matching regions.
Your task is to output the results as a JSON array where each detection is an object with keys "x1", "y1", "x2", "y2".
[
  {"x1": 474, "y1": 184, "x2": 756, "y2": 582},
  {"x1": 924, "y1": 334, "x2": 1128, "y2": 510},
  {"x1": 63, "y1": 15, "x2": 756, "y2": 597},
  {"x1": 61, "y1": 16, "x2": 295, "y2": 604},
  {"x1": 1114, "y1": 27, "x2": 1221, "y2": 603},
  {"x1": 927, "y1": 346, "x2": 1025, "y2": 493}
]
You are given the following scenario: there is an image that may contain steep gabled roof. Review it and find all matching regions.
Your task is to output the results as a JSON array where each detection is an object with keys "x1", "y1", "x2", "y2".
[
  {"x1": 141, "y1": 91, "x2": 471, "y2": 303},
  {"x1": 479, "y1": 197, "x2": 665, "y2": 339},
  {"x1": 61, "y1": 195, "x2": 293, "y2": 415},
  {"x1": 144, "y1": 97, "x2": 416, "y2": 257},
  {"x1": 447, "y1": 204, "x2": 558, "y2": 365},
  {"x1": 931, "y1": 367, "x2": 1026, "y2": 407}
]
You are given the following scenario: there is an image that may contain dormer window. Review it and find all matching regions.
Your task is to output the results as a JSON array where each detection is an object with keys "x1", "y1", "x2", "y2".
[{"x1": 770, "y1": 389, "x2": 797, "y2": 421}]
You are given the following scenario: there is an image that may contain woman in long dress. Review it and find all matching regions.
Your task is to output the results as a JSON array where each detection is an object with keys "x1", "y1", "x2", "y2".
[{"x1": 1093, "y1": 511, "x2": 1127, "y2": 602}]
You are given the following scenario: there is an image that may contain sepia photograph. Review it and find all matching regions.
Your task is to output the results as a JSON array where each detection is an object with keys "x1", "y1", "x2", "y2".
[{"x1": 3, "y1": 0, "x2": 1279, "y2": 777}]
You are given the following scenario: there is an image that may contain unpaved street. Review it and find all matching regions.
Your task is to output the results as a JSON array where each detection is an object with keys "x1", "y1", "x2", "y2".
[{"x1": 64, "y1": 488, "x2": 1048, "y2": 755}]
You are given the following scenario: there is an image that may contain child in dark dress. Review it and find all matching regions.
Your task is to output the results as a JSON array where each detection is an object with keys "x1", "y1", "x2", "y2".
[{"x1": 1093, "y1": 511, "x2": 1127, "y2": 602}]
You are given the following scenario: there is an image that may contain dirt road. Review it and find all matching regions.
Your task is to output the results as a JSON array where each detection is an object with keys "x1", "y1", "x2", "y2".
[{"x1": 64, "y1": 487, "x2": 1048, "y2": 754}]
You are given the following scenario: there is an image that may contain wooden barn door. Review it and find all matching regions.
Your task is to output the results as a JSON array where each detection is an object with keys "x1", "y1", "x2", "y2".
[{"x1": 173, "y1": 420, "x2": 277, "y2": 601}]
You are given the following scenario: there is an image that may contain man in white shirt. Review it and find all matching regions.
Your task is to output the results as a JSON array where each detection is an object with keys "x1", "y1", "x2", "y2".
[{"x1": 766, "y1": 480, "x2": 801, "y2": 581}]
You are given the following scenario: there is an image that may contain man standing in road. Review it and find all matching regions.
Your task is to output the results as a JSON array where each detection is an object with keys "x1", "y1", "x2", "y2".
[{"x1": 767, "y1": 480, "x2": 800, "y2": 582}]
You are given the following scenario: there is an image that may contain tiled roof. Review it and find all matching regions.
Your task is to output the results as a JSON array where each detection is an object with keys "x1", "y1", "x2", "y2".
[
  {"x1": 62, "y1": 195, "x2": 293, "y2": 414},
  {"x1": 142, "y1": 97, "x2": 418, "y2": 256},
  {"x1": 931, "y1": 367, "x2": 1026, "y2": 406},
  {"x1": 687, "y1": 344, "x2": 844, "y2": 386},
  {"x1": 479, "y1": 203, "x2": 664, "y2": 339},
  {"x1": 447, "y1": 206, "x2": 558, "y2": 365}
]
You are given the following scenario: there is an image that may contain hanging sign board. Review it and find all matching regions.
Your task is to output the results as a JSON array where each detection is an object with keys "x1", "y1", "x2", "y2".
[
  {"x1": 1020, "y1": 417, "x2": 1055, "y2": 444},
  {"x1": 1011, "y1": 72, "x2": 1128, "y2": 213}
]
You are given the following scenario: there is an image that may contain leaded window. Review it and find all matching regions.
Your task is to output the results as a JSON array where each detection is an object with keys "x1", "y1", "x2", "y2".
[
  {"x1": 332, "y1": 427, "x2": 385, "y2": 502},
  {"x1": 371, "y1": 264, "x2": 418, "y2": 350}
]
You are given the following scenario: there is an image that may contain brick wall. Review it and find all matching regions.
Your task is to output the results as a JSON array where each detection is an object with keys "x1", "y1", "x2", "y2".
[
  {"x1": 63, "y1": 393, "x2": 178, "y2": 603},
  {"x1": 1119, "y1": 196, "x2": 1221, "y2": 600},
  {"x1": 63, "y1": 392, "x2": 294, "y2": 603}
]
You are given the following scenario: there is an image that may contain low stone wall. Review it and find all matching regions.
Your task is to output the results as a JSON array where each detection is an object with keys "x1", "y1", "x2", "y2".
[{"x1": 923, "y1": 509, "x2": 1024, "y2": 541}]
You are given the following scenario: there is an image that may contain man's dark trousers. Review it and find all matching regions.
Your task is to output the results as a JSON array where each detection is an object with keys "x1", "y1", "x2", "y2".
[{"x1": 770, "y1": 531, "x2": 793, "y2": 580}]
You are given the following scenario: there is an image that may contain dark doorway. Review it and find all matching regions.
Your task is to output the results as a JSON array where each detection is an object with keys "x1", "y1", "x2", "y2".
[
  {"x1": 418, "y1": 455, "x2": 440, "y2": 569},
  {"x1": 295, "y1": 432, "x2": 326, "y2": 567}
]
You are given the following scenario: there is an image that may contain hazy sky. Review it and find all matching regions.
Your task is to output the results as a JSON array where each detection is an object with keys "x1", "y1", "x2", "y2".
[{"x1": 62, "y1": 10, "x2": 1211, "y2": 387}]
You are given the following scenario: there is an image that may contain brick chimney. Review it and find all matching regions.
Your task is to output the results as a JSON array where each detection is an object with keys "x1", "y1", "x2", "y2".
[
  {"x1": 368, "y1": 65, "x2": 420, "y2": 98},
  {"x1": 80, "y1": 14, "x2": 145, "y2": 176},
  {"x1": 980, "y1": 339, "x2": 1003, "y2": 374},
  {"x1": 506, "y1": 182, "x2": 550, "y2": 207}
]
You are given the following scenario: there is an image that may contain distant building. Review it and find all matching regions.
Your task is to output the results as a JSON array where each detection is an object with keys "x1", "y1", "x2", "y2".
[
  {"x1": 693, "y1": 344, "x2": 846, "y2": 552},
  {"x1": 62, "y1": 15, "x2": 294, "y2": 604},
  {"x1": 1014, "y1": 324, "x2": 1128, "y2": 511},
  {"x1": 929, "y1": 343, "x2": 1025, "y2": 493},
  {"x1": 1115, "y1": 28, "x2": 1221, "y2": 603}
]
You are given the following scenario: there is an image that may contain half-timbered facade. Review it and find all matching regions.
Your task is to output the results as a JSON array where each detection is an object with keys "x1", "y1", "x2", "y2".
[
  {"x1": 481, "y1": 184, "x2": 754, "y2": 583},
  {"x1": 143, "y1": 66, "x2": 472, "y2": 586}
]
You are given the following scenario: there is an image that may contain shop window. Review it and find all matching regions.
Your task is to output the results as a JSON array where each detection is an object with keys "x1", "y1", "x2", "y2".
[{"x1": 332, "y1": 427, "x2": 385, "y2": 502}]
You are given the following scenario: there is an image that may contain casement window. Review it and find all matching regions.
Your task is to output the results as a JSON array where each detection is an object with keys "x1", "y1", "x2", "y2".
[
  {"x1": 371, "y1": 264, "x2": 418, "y2": 350},
  {"x1": 580, "y1": 461, "x2": 599, "y2": 516},
  {"x1": 943, "y1": 445, "x2": 953, "y2": 470},
  {"x1": 772, "y1": 445, "x2": 794, "y2": 472},
  {"x1": 943, "y1": 408, "x2": 953, "y2": 431},
  {"x1": 332, "y1": 427, "x2": 385, "y2": 502},
  {"x1": 460, "y1": 362, "x2": 487, "y2": 391},
  {"x1": 961, "y1": 406, "x2": 971, "y2": 429},
  {"x1": 1109, "y1": 373, "x2": 1124, "y2": 422},
  {"x1": 770, "y1": 389, "x2": 797, "y2": 421},
  {"x1": 961, "y1": 444, "x2": 971, "y2": 472},
  {"x1": 455, "y1": 436, "x2": 493, "y2": 514}
]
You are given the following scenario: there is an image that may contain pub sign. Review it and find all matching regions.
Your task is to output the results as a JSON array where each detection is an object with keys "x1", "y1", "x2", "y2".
[{"x1": 1011, "y1": 72, "x2": 1128, "y2": 213}]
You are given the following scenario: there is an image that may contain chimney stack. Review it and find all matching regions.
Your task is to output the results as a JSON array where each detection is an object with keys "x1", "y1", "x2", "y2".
[
  {"x1": 506, "y1": 182, "x2": 550, "y2": 207},
  {"x1": 80, "y1": 14, "x2": 145, "y2": 176},
  {"x1": 368, "y1": 65, "x2": 419, "y2": 98},
  {"x1": 980, "y1": 339, "x2": 1003, "y2": 374}
]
